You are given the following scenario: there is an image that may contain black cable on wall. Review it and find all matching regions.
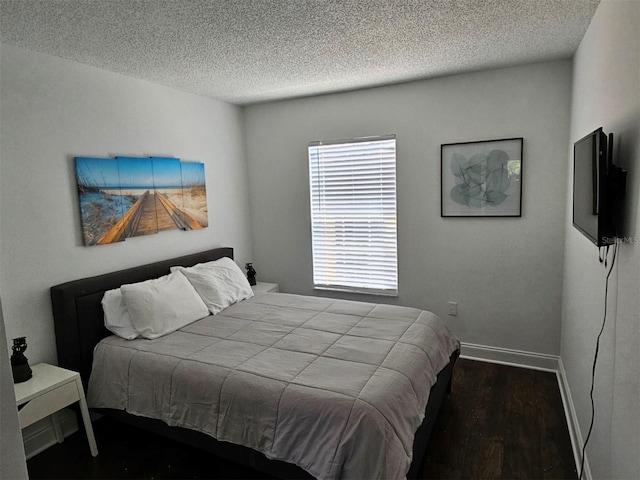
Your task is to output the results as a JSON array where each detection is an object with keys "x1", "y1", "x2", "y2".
[{"x1": 578, "y1": 241, "x2": 618, "y2": 480}]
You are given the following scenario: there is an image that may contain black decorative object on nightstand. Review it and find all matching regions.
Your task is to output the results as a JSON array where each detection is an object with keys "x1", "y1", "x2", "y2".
[
  {"x1": 11, "y1": 336, "x2": 32, "y2": 383},
  {"x1": 245, "y1": 263, "x2": 257, "y2": 286}
]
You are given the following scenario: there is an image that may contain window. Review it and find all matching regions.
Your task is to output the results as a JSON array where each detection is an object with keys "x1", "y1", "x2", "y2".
[{"x1": 308, "y1": 135, "x2": 398, "y2": 296}]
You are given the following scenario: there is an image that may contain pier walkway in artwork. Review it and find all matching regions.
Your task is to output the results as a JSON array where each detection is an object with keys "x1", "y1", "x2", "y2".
[{"x1": 97, "y1": 191, "x2": 204, "y2": 245}]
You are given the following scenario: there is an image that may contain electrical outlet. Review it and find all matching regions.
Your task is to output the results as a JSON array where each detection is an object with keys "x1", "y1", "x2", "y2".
[{"x1": 448, "y1": 301, "x2": 458, "y2": 316}]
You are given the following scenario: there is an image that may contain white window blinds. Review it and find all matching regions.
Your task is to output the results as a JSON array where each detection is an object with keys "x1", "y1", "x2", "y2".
[{"x1": 308, "y1": 135, "x2": 398, "y2": 296}]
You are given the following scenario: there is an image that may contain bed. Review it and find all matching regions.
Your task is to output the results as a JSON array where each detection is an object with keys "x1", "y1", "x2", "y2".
[{"x1": 51, "y1": 247, "x2": 459, "y2": 480}]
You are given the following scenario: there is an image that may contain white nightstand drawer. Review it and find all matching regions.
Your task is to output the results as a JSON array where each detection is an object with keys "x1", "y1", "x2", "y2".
[{"x1": 18, "y1": 380, "x2": 79, "y2": 428}]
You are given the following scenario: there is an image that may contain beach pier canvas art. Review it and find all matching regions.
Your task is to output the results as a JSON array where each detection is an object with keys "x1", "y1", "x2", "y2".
[{"x1": 75, "y1": 156, "x2": 208, "y2": 246}]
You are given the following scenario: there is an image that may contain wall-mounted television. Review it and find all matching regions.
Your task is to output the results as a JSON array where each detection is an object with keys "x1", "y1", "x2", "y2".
[{"x1": 572, "y1": 127, "x2": 626, "y2": 247}]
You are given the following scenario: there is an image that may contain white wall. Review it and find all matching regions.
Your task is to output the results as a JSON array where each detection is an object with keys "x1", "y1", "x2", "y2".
[
  {"x1": 0, "y1": 41, "x2": 29, "y2": 479},
  {"x1": 244, "y1": 60, "x2": 572, "y2": 355},
  {"x1": 561, "y1": 1, "x2": 640, "y2": 478},
  {"x1": 0, "y1": 45, "x2": 253, "y2": 365}
]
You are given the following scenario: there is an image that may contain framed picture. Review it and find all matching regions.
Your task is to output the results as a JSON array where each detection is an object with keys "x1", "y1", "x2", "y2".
[{"x1": 441, "y1": 137, "x2": 523, "y2": 217}]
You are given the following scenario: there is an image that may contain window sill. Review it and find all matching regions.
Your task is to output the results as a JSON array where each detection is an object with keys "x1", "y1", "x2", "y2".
[{"x1": 314, "y1": 285, "x2": 398, "y2": 297}]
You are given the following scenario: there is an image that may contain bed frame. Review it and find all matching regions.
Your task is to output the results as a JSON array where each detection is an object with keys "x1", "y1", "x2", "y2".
[{"x1": 50, "y1": 247, "x2": 458, "y2": 479}]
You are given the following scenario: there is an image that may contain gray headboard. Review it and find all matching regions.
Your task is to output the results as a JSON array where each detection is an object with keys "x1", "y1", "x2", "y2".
[{"x1": 50, "y1": 247, "x2": 233, "y2": 387}]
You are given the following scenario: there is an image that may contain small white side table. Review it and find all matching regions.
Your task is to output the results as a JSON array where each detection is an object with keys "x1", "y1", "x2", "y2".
[
  {"x1": 251, "y1": 282, "x2": 279, "y2": 295},
  {"x1": 13, "y1": 363, "x2": 98, "y2": 457}
]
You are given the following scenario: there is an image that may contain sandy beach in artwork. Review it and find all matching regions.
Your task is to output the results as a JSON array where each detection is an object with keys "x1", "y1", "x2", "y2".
[{"x1": 164, "y1": 187, "x2": 208, "y2": 227}]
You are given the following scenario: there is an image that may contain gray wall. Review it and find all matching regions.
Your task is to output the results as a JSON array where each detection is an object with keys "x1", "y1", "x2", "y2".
[
  {"x1": 244, "y1": 60, "x2": 572, "y2": 355},
  {"x1": 561, "y1": 1, "x2": 640, "y2": 478},
  {"x1": 0, "y1": 45, "x2": 253, "y2": 365}
]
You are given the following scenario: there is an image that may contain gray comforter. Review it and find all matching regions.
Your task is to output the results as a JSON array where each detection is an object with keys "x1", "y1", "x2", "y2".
[{"x1": 88, "y1": 293, "x2": 459, "y2": 480}]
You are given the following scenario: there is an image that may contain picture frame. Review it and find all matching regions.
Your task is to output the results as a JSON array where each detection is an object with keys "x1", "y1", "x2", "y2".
[{"x1": 441, "y1": 137, "x2": 523, "y2": 217}]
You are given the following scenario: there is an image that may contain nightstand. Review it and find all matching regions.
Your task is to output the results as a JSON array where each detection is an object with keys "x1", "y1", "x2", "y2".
[
  {"x1": 251, "y1": 282, "x2": 279, "y2": 295},
  {"x1": 14, "y1": 363, "x2": 98, "y2": 457}
]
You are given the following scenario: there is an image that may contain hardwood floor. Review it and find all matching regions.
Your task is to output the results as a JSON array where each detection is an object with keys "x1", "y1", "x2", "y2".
[
  {"x1": 27, "y1": 359, "x2": 577, "y2": 479},
  {"x1": 420, "y1": 359, "x2": 577, "y2": 480}
]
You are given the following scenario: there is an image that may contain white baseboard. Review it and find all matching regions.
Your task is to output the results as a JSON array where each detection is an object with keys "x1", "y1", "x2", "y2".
[
  {"x1": 460, "y1": 341, "x2": 560, "y2": 371},
  {"x1": 22, "y1": 408, "x2": 78, "y2": 460}
]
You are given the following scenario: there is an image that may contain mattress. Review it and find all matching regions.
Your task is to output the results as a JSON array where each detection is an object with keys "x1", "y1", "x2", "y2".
[{"x1": 88, "y1": 293, "x2": 459, "y2": 480}]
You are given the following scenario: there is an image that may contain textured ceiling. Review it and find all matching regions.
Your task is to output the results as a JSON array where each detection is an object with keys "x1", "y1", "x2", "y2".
[{"x1": 1, "y1": 0, "x2": 599, "y2": 105}]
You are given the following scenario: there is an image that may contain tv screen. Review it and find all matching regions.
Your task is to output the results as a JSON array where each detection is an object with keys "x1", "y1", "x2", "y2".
[{"x1": 572, "y1": 127, "x2": 614, "y2": 247}]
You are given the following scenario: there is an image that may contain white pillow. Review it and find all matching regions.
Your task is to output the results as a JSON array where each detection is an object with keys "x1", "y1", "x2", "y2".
[
  {"x1": 121, "y1": 270, "x2": 209, "y2": 339},
  {"x1": 102, "y1": 288, "x2": 139, "y2": 340},
  {"x1": 171, "y1": 257, "x2": 254, "y2": 315}
]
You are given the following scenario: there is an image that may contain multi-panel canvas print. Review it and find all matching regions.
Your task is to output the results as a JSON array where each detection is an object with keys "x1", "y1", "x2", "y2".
[{"x1": 75, "y1": 156, "x2": 208, "y2": 246}]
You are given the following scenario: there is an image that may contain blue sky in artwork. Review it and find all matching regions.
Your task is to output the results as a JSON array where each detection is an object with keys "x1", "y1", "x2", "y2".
[
  {"x1": 76, "y1": 156, "x2": 194, "y2": 190},
  {"x1": 181, "y1": 162, "x2": 206, "y2": 186},
  {"x1": 75, "y1": 157, "x2": 120, "y2": 188},
  {"x1": 116, "y1": 157, "x2": 154, "y2": 188},
  {"x1": 151, "y1": 157, "x2": 183, "y2": 188}
]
